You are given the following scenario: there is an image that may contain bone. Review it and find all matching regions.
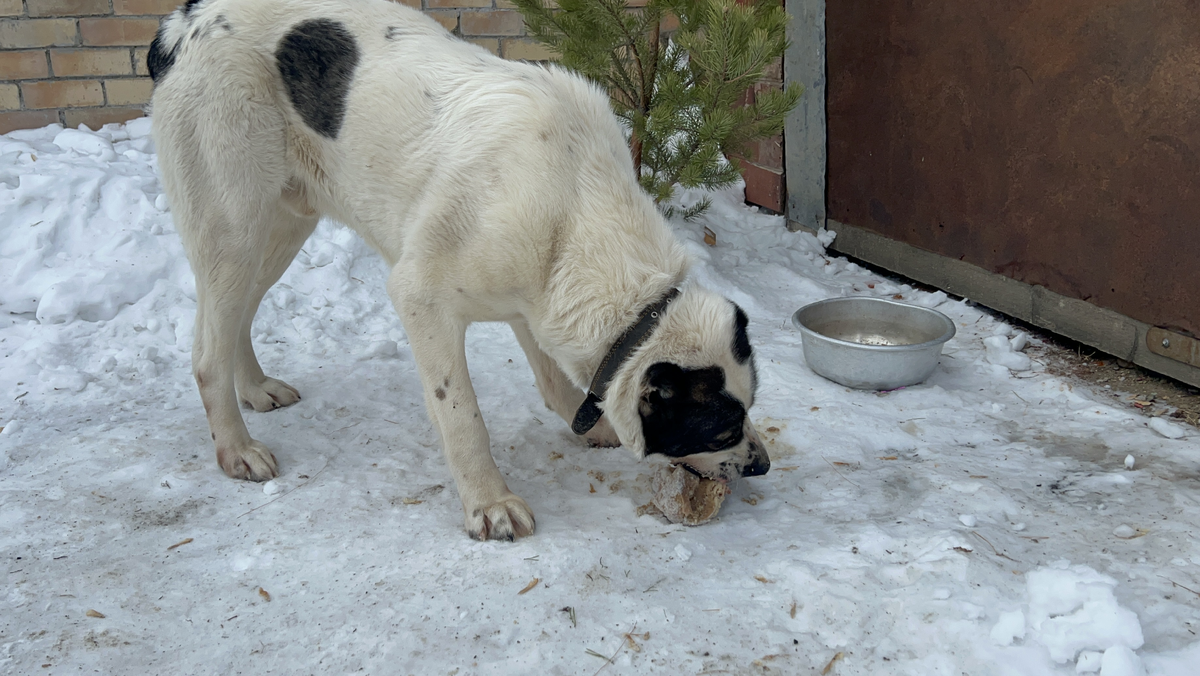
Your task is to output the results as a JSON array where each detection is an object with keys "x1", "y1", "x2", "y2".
[{"x1": 651, "y1": 464, "x2": 730, "y2": 526}]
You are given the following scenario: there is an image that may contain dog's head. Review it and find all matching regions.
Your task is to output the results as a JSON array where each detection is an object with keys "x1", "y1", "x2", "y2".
[{"x1": 602, "y1": 286, "x2": 769, "y2": 482}]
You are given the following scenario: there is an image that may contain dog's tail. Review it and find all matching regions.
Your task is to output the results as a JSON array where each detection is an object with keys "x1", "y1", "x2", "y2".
[{"x1": 147, "y1": 0, "x2": 206, "y2": 83}]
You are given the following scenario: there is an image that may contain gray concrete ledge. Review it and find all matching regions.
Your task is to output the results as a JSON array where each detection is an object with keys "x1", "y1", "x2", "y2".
[
  {"x1": 783, "y1": 0, "x2": 826, "y2": 232},
  {"x1": 805, "y1": 218, "x2": 1200, "y2": 389}
]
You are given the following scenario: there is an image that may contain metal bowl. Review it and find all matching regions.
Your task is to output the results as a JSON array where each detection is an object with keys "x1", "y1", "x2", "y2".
[{"x1": 791, "y1": 297, "x2": 956, "y2": 390}]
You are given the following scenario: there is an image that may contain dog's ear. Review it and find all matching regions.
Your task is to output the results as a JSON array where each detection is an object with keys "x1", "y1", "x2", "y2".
[
  {"x1": 732, "y1": 304, "x2": 752, "y2": 363},
  {"x1": 645, "y1": 362, "x2": 684, "y2": 400},
  {"x1": 642, "y1": 362, "x2": 722, "y2": 414}
]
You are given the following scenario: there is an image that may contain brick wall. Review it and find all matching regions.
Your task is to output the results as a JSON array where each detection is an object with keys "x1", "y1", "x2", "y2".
[
  {"x1": 737, "y1": 56, "x2": 786, "y2": 213},
  {"x1": 0, "y1": 0, "x2": 554, "y2": 134},
  {"x1": 1, "y1": 0, "x2": 781, "y2": 214},
  {"x1": 0, "y1": 0, "x2": 165, "y2": 133}
]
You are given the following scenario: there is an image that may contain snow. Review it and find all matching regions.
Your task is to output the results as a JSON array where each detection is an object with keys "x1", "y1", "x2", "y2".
[
  {"x1": 1100, "y1": 645, "x2": 1147, "y2": 676},
  {"x1": 1023, "y1": 562, "x2": 1144, "y2": 664},
  {"x1": 985, "y1": 334, "x2": 1033, "y2": 373},
  {"x1": 1148, "y1": 417, "x2": 1188, "y2": 440},
  {"x1": 3, "y1": 120, "x2": 1200, "y2": 675},
  {"x1": 991, "y1": 608, "x2": 1026, "y2": 646}
]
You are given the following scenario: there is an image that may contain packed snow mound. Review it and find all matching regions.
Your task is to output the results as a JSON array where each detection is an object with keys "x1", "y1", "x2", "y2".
[{"x1": 1021, "y1": 561, "x2": 1144, "y2": 664}]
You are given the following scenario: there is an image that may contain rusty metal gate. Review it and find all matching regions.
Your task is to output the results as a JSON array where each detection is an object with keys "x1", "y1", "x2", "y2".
[{"x1": 822, "y1": 1, "x2": 1200, "y2": 366}]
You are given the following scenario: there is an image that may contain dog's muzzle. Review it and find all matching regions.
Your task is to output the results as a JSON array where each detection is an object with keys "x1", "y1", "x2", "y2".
[{"x1": 740, "y1": 424, "x2": 771, "y2": 477}]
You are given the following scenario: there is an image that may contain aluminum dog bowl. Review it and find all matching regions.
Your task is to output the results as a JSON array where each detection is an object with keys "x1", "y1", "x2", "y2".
[{"x1": 791, "y1": 297, "x2": 956, "y2": 390}]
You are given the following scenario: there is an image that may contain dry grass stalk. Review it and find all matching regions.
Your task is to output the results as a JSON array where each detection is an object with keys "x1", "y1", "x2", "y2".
[
  {"x1": 589, "y1": 624, "x2": 636, "y2": 675},
  {"x1": 970, "y1": 530, "x2": 1020, "y2": 563},
  {"x1": 821, "y1": 651, "x2": 845, "y2": 674},
  {"x1": 822, "y1": 457, "x2": 860, "y2": 487}
]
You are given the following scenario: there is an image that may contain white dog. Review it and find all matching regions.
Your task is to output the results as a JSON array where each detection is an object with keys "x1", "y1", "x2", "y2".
[{"x1": 149, "y1": 0, "x2": 769, "y2": 540}]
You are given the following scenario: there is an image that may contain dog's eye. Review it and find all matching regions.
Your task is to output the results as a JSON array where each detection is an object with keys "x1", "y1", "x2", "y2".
[{"x1": 705, "y1": 428, "x2": 741, "y2": 452}]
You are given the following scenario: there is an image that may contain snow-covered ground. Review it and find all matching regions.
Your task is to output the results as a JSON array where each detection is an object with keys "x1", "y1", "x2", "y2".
[{"x1": 2, "y1": 120, "x2": 1199, "y2": 676}]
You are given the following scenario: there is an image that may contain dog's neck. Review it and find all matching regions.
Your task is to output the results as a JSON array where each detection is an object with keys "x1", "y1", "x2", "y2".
[
  {"x1": 533, "y1": 202, "x2": 689, "y2": 389},
  {"x1": 570, "y1": 287, "x2": 679, "y2": 434}
]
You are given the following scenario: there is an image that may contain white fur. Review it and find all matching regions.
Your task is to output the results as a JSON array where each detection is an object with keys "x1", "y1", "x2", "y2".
[{"x1": 151, "y1": 0, "x2": 757, "y2": 539}]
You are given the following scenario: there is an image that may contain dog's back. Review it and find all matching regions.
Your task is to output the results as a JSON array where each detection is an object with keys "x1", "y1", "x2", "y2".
[{"x1": 149, "y1": 0, "x2": 640, "y2": 265}]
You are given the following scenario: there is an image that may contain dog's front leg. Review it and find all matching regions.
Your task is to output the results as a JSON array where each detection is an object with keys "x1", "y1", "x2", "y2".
[
  {"x1": 508, "y1": 320, "x2": 621, "y2": 448},
  {"x1": 390, "y1": 279, "x2": 535, "y2": 540}
]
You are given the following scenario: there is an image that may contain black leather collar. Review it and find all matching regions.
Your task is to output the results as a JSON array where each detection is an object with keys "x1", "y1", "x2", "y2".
[{"x1": 571, "y1": 287, "x2": 680, "y2": 435}]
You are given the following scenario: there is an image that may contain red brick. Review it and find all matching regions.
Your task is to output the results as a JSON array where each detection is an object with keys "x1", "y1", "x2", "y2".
[
  {"x1": 0, "y1": 19, "x2": 78, "y2": 48},
  {"x1": 80, "y1": 18, "x2": 160, "y2": 46},
  {"x1": 113, "y1": 0, "x2": 185, "y2": 15},
  {"x1": 104, "y1": 77, "x2": 152, "y2": 105},
  {"x1": 21, "y1": 78, "x2": 103, "y2": 108},
  {"x1": 0, "y1": 83, "x2": 19, "y2": 110},
  {"x1": 762, "y1": 57, "x2": 783, "y2": 83},
  {"x1": 467, "y1": 37, "x2": 499, "y2": 55},
  {"x1": 64, "y1": 105, "x2": 144, "y2": 129},
  {"x1": 28, "y1": 0, "x2": 111, "y2": 17},
  {"x1": 426, "y1": 10, "x2": 458, "y2": 33},
  {"x1": 0, "y1": 109, "x2": 60, "y2": 133},
  {"x1": 426, "y1": 0, "x2": 492, "y2": 7},
  {"x1": 741, "y1": 134, "x2": 783, "y2": 172},
  {"x1": 501, "y1": 37, "x2": 554, "y2": 61},
  {"x1": 461, "y1": 9, "x2": 523, "y2": 36},
  {"x1": 133, "y1": 46, "x2": 150, "y2": 75},
  {"x1": 734, "y1": 86, "x2": 752, "y2": 108},
  {"x1": 740, "y1": 161, "x2": 784, "y2": 213},
  {"x1": 0, "y1": 50, "x2": 51, "y2": 79},
  {"x1": 753, "y1": 80, "x2": 782, "y2": 97},
  {"x1": 51, "y1": 47, "x2": 135, "y2": 76}
]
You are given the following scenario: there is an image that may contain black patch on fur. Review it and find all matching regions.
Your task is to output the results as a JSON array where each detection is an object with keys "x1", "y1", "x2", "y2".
[
  {"x1": 147, "y1": 27, "x2": 177, "y2": 83},
  {"x1": 384, "y1": 25, "x2": 405, "y2": 40},
  {"x1": 732, "y1": 304, "x2": 752, "y2": 363},
  {"x1": 276, "y1": 19, "x2": 359, "y2": 139},
  {"x1": 183, "y1": 0, "x2": 204, "y2": 15},
  {"x1": 639, "y1": 363, "x2": 745, "y2": 459}
]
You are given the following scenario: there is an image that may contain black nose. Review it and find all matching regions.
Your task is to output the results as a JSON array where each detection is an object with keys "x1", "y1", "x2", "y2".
[{"x1": 741, "y1": 442, "x2": 771, "y2": 477}]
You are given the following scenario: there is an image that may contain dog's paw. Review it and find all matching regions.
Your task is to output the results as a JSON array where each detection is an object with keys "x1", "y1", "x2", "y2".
[
  {"x1": 465, "y1": 494, "x2": 536, "y2": 541},
  {"x1": 238, "y1": 377, "x2": 301, "y2": 412},
  {"x1": 584, "y1": 415, "x2": 622, "y2": 448},
  {"x1": 216, "y1": 440, "x2": 278, "y2": 481}
]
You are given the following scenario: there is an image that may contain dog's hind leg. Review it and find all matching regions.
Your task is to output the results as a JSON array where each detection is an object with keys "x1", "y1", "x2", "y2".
[
  {"x1": 186, "y1": 212, "x2": 281, "y2": 481},
  {"x1": 161, "y1": 117, "x2": 299, "y2": 480},
  {"x1": 508, "y1": 320, "x2": 621, "y2": 448},
  {"x1": 234, "y1": 208, "x2": 318, "y2": 412}
]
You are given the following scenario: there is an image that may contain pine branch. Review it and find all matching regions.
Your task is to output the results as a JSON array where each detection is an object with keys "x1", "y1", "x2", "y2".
[{"x1": 514, "y1": 0, "x2": 802, "y2": 219}]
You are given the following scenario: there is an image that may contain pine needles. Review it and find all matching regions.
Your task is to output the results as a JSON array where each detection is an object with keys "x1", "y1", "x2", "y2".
[{"x1": 512, "y1": 0, "x2": 802, "y2": 218}]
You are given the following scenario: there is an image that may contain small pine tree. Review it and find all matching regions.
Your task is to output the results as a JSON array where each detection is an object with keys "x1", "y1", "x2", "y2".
[{"x1": 513, "y1": 0, "x2": 802, "y2": 218}]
